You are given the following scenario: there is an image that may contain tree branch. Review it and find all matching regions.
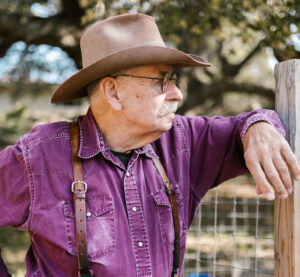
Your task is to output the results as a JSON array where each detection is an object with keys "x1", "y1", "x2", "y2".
[
  {"x1": 60, "y1": 0, "x2": 85, "y2": 20},
  {"x1": 177, "y1": 76, "x2": 274, "y2": 114},
  {"x1": 0, "y1": 12, "x2": 83, "y2": 67},
  {"x1": 220, "y1": 39, "x2": 266, "y2": 77},
  {"x1": 273, "y1": 46, "x2": 300, "y2": 62}
]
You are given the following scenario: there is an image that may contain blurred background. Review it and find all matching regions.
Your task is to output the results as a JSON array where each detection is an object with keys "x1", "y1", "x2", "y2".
[{"x1": 0, "y1": 0, "x2": 299, "y2": 276}]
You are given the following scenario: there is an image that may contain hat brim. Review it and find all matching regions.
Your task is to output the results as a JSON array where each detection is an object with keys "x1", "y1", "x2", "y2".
[{"x1": 51, "y1": 45, "x2": 211, "y2": 103}]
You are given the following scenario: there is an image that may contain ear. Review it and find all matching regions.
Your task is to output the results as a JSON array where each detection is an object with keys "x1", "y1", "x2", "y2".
[{"x1": 99, "y1": 77, "x2": 122, "y2": 111}]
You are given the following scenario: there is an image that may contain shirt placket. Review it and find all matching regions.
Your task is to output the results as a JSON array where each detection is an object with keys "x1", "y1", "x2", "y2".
[{"x1": 124, "y1": 158, "x2": 152, "y2": 277}]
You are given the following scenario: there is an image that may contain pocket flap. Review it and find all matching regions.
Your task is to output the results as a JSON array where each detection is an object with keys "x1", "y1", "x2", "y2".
[
  {"x1": 152, "y1": 185, "x2": 183, "y2": 208},
  {"x1": 64, "y1": 196, "x2": 113, "y2": 219},
  {"x1": 173, "y1": 185, "x2": 183, "y2": 203},
  {"x1": 152, "y1": 189, "x2": 171, "y2": 208}
]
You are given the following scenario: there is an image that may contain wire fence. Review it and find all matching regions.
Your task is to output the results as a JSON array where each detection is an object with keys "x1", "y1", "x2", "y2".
[{"x1": 183, "y1": 175, "x2": 274, "y2": 277}]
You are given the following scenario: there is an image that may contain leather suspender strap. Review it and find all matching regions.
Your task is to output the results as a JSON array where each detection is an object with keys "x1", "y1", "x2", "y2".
[
  {"x1": 69, "y1": 122, "x2": 93, "y2": 277},
  {"x1": 151, "y1": 156, "x2": 180, "y2": 277}
]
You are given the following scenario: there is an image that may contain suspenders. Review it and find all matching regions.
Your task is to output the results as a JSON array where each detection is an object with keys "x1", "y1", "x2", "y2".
[
  {"x1": 69, "y1": 122, "x2": 93, "y2": 277},
  {"x1": 151, "y1": 153, "x2": 180, "y2": 277},
  {"x1": 69, "y1": 121, "x2": 180, "y2": 277}
]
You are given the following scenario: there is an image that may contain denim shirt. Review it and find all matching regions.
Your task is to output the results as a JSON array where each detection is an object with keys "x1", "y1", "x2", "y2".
[{"x1": 0, "y1": 108, "x2": 285, "y2": 277}]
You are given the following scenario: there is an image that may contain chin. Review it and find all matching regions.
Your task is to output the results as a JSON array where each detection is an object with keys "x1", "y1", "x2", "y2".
[{"x1": 158, "y1": 116, "x2": 175, "y2": 132}]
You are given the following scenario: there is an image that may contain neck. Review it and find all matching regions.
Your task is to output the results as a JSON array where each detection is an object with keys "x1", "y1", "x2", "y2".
[{"x1": 91, "y1": 108, "x2": 163, "y2": 153}]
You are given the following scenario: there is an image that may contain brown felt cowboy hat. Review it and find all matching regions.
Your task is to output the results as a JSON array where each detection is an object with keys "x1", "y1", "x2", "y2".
[{"x1": 51, "y1": 13, "x2": 211, "y2": 103}]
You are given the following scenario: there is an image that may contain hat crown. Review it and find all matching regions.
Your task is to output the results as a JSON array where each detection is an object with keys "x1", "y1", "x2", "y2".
[{"x1": 80, "y1": 13, "x2": 165, "y2": 68}]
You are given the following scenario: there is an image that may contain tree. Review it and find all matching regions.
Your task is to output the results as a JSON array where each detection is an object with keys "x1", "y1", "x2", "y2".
[{"x1": 0, "y1": 0, "x2": 300, "y2": 115}]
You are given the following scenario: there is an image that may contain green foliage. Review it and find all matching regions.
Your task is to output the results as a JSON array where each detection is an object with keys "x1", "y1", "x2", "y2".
[
  {"x1": 99, "y1": 0, "x2": 300, "y2": 61},
  {"x1": 0, "y1": 106, "x2": 34, "y2": 149},
  {"x1": 0, "y1": 227, "x2": 30, "y2": 276}
]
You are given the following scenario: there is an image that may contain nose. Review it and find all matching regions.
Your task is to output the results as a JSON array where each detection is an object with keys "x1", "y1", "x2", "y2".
[{"x1": 165, "y1": 83, "x2": 183, "y2": 102}]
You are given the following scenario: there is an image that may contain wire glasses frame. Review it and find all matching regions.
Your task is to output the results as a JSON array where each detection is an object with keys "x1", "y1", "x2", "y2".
[{"x1": 112, "y1": 72, "x2": 177, "y2": 93}]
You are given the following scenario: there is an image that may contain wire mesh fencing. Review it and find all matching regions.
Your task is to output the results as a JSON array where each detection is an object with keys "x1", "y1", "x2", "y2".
[{"x1": 182, "y1": 175, "x2": 274, "y2": 277}]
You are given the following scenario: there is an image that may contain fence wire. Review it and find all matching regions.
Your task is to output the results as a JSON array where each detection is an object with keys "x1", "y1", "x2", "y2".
[{"x1": 183, "y1": 175, "x2": 274, "y2": 277}]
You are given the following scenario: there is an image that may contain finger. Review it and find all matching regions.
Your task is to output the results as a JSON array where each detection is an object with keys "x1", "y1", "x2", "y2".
[
  {"x1": 261, "y1": 158, "x2": 288, "y2": 199},
  {"x1": 256, "y1": 186, "x2": 262, "y2": 195},
  {"x1": 273, "y1": 154, "x2": 293, "y2": 194},
  {"x1": 282, "y1": 142, "x2": 300, "y2": 180},
  {"x1": 246, "y1": 158, "x2": 275, "y2": 200}
]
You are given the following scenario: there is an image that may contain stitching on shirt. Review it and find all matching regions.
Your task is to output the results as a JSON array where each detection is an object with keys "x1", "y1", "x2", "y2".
[
  {"x1": 63, "y1": 198, "x2": 116, "y2": 259},
  {"x1": 176, "y1": 116, "x2": 190, "y2": 158},
  {"x1": 79, "y1": 118, "x2": 105, "y2": 158},
  {"x1": 153, "y1": 202, "x2": 169, "y2": 246},
  {"x1": 124, "y1": 172, "x2": 152, "y2": 276},
  {"x1": 83, "y1": 159, "x2": 97, "y2": 178},
  {"x1": 44, "y1": 121, "x2": 69, "y2": 136},
  {"x1": 39, "y1": 135, "x2": 70, "y2": 142},
  {"x1": 31, "y1": 171, "x2": 68, "y2": 175},
  {"x1": 63, "y1": 201, "x2": 72, "y2": 254},
  {"x1": 21, "y1": 135, "x2": 35, "y2": 231},
  {"x1": 25, "y1": 136, "x2": 40, "y2": 149},
  {"x1": 23, "y1": 123, "x2": 70, "y2": 149},
  {"x1": 80, "y1": 149, "x2": 102, "y2": 159},
  {"x1": 127, "y1": 154, "x2": 139, "y2": 171},
  {"x1": 176, "y1": 116, "x2": 188, "y2": 150},
  {"x1": 240, "y1": 114, "x2": 285, "y2": 141}
]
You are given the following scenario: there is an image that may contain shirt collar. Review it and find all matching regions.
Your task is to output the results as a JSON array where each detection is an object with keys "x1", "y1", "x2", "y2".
[{"x1": 78, "y1": 107, "x2": 159, "y2": 159}]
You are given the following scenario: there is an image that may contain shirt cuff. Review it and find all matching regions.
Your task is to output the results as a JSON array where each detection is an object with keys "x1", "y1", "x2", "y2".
[{"x1": 240, "y1": 114, "x2": 286, "y2": 142}]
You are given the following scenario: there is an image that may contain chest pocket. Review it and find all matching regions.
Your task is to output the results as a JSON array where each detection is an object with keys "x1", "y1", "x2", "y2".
[
  {"x1": 152, "y1": 185, "x2": 186, "y2": 247},
  {"x1": 63, "y1": 195, "x2": 115, "y2": 261}
]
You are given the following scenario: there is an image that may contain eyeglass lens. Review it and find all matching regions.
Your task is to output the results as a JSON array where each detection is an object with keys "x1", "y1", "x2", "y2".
[{"x1": 162, "y1": 73, "x2": 177, "y2": 93}]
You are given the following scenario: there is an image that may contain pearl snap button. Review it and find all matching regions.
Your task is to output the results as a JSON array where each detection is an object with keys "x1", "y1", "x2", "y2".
[
  {"x1": 138, "y1": 242, "x2": 143, "y2": 247},
  {"x1": 132, "y1": 207, "x2": 137, "y2": 212},
  {"x1": 126, "y1": 172, "x2": 130, "y2": 176},
  {"x1": 86, "y1": 212, "x2": 91, "y2": 217}
]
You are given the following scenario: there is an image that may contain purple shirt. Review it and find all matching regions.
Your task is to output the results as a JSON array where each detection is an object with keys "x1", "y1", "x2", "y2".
[{"x1": 0, "y1": 108, "x2": 284, "y2": 277}]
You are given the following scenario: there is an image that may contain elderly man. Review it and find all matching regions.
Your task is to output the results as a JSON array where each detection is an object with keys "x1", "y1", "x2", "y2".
[{"x1": 0, "y1": 13, "x2": 299, "y2": 277}]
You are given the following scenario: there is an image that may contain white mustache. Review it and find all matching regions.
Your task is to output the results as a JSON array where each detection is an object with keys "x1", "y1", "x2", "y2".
[{"x1": 158, "y1": 101, "x2": 178, "y2": 117}]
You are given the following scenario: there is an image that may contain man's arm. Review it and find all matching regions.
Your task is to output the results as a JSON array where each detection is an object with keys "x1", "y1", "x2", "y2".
[
  {"x1": 243, "y1": 121, "x2": 300, "y2": 200},
  {"x1": 0, "y1": 138, "x2": 31, "y2": 276}
]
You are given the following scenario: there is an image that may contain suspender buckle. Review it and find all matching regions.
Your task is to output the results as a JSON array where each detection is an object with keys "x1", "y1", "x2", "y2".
[{"x1": 72, "y1": 181, "x2": 87, "y2": 193}]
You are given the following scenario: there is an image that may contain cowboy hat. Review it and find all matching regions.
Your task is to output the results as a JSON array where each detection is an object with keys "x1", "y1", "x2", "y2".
[{"x1": 51, "y1": 13, "x2": 211, "y2": 103}]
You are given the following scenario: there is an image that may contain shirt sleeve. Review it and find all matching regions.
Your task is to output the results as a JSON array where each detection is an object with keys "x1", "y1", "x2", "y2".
[
  {"x1": 0, "y1": 138, "x2": 31, "y2": 228},
  {"x1": 180, "y1": 109, "x2": 285, "y2": 202},
  {"x1": 0, "y1": 137, "x2": 31, "y2": 276}
]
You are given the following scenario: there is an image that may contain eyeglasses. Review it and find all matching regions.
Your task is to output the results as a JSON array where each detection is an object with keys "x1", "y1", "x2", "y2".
[{"x1": 112, "y1": 72, "x2": 177, "y2": 93}]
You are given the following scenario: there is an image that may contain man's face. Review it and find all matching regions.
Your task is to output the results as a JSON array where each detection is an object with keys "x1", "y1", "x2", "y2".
[{"x1": 117, "y1": 64, "x2": 183, "y2": 134}]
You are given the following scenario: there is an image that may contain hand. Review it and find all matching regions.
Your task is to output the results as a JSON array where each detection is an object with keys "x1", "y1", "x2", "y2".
[{"x1": 243, "y1": 122, "x2": 300, "y2": 200}]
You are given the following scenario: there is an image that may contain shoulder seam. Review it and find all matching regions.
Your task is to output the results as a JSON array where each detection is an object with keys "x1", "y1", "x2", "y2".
[
  {"x1": 175, "y1": 116, "x2": 190, "y2": 158},
  {"x1": 20, "y1": 135, "x2": 35, "y2": 230}
]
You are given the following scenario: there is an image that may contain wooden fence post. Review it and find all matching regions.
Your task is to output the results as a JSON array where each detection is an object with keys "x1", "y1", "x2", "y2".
[{"x1": 275, "y1": 59, "x2": 300, "y2": 277}]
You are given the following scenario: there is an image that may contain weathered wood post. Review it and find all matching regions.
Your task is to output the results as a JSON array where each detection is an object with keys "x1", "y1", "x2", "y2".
[{"x1": 275, "y1": 59, "x2": 300, "y2": 277}]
